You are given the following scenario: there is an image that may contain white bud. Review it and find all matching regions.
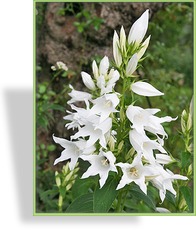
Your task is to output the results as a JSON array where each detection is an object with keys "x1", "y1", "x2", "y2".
[
  {"x1": 81, "y1": 71, "x2": 96, "y2": 90},
  {"x1": 99, "y1": 56, "x2": 109, "y2": 76},
  {"x1": 92, "y1": 60, "x2": 99, "y2": 79},
  {"x1": 120, "y1": 26, "x2": 126, "y2": 53},
  {"x1": 128, "y1": 9, "x2": 149, "y2": 45},
  {"x1": 126, "y1": 53, "x2": 138, "y2": 76},
  {"x1": 113, "y1": 31, "x2": 122, "y2": 67}
]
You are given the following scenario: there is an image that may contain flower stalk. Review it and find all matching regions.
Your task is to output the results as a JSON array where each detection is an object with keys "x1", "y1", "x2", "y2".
[{"x1": 52, "y1": 9, "x2": 189, "y2": 213}]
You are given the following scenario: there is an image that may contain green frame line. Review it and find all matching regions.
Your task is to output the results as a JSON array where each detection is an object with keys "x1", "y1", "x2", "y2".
[{"x1": 33, "y1": 0, "x2": 196, "y2": 216}]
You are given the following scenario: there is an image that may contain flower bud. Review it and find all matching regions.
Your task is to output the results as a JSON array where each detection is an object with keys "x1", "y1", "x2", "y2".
[
  {"x1": 120, "y1": 26, "x2": 126, "y2": 53},
  {"x1": 55, "y1": 171, "x2": 61, "y2": 187},
  {"x1": 128, "y1": 9, "x2": 149, "y2": 45},
  {"x1": 92, "y1": 60, "x2": 99, "y2": 79},
  {"x1": 126, "y1": 53, "x2": 138, "y2": 76},
  {"x1": 113, "y1": 31, "x2": 122, "y2": 67},
  {"x1": 81, "y1": 71, "x2": 96, "y2": 90},
  {"x1": 118, "y1": 140, "x2": 124, "y2": 152}
]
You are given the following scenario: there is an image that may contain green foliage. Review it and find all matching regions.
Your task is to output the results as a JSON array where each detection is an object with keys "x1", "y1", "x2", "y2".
[
  {"x1": 66, "y1": 193, "x2": 94, "y2": 213},
  {"x1": 74, "y1": 9, "x2": 104, "y2": 33},
  {"x1": 66, "y1": 175, "x2": 118, "y2": 213},
  {"x1": 93, "y1": 176, "x2": 118, "y2": 212},
  {"x1": 57, "y1": 3, "x2": 104, "y2": 34}
]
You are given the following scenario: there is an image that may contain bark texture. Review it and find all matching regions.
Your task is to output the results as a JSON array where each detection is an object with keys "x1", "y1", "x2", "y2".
[{"x1": 37, "y1": 2, "x2": 169, "y2": 74}]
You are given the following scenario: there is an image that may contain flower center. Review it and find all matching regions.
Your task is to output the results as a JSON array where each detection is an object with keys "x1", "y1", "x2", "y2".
[
  {"x1": 104, "y1": 100, "x2": 112, "y2": 108},
  {"x1": 101, "y1": 157, "x2": 110, "y2": 166},
  {"x1": 129, "y1": 167, "x2": 139, "y2": 177}
]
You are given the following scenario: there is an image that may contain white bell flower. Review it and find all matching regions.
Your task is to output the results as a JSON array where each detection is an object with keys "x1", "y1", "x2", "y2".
[
  {"x1": 131, "y1": 81, "x2": 164, "y2": 97},
  {"x1": 81, "y1": 150, "x2": 117, "y2": 188},
  {"x1": 64, "y1": 104, "x2": 94, "y2": 130},
  {"x1": 91, "y1": 93, "x2": 120, "y2": 123},
  {"x1": 71, "y1": 117, "x2": 112, "y2": 148},
  {"x1": 126, "y1": 105, "x2": 176, "y2": 138},
  {"x1": 99, "y1": 69, "x2": 120, "y2": 95},
  {"x1": 53, "y1": 135, "x2": 95, "y2": 170},
  {"x1": 129, "y1": 129, "x2": 167, "y2": 164},
  {"x1": 128, "y1": 9, "x2": 149, "y2": 45},
  {"x1": 147, "y1": 164, "x2": 188, "y2": 202},
  {"x1": 67, "y1": 85, "x2": 92, "y2": 105},
  {"x1": 116, "y1": 154, "x2": 154, "y2": 194}
]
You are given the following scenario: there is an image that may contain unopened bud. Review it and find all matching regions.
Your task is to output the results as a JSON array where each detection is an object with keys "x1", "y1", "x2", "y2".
[
  {"x1": 118, "y1": 140, "x2": 124, "y2": 152},
  {"x1": 55, "y1": 171, "x2": 61, "y2": 187}
]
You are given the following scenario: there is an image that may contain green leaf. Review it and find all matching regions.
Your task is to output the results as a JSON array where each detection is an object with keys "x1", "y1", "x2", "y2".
[
  {"x1": 47, "y1": 144, "x2": 56, "y2": 152},
  {"x1": 93, "y1": 176, "x2": 118, "y2": 213},
  {"x1": 181, "y1": 151, "x2": 192, "y2": 169},
  {"x1": 130, "y1": 184, "x2": 156, "y2": 211},
  {"x1": 39, "y1": 84, "x2": 46, "y2": 94},
  {"x1": 72, "y1": 177, "x2": 96, "y2": 199},
  {"x1": 180, "y1": 186, "x2": 193, "y2": 212},
  {"x1": 165, "y1": 190, "x2": 176, "y2": 207},
  {"x1": 48, "y1": 104, "x2": 65, "y2": 112},
  {"x1": 66, "y1": 193, "x2": 93, "y2": 213}
]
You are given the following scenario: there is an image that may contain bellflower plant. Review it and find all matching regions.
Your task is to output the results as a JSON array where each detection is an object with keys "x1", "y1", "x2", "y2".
[{"x1": 53, "y1": 9, "x2": 189, "y2": 213}]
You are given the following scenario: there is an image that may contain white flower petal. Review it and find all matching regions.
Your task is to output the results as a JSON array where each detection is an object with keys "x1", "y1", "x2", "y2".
[
  {"x1": 53, "y1": 135, "x2": 76, "y2": 150},
  {"x1": 99, "y1": 172, "x2": 109, "y2": 188},
  {"x1": 81, "y1": 71, "x2": 96, "y2": 90},
  {"x1": 131, "y1": 81, "x2": 164, "y2": 97},
  {"x1": 156, "y1": 154, "x2": 173, "y2": 165},
  {"x1": 126, "y1": 53, "x2": 138, "y2": 76},
  {"x1": 128, "y1": 9, "x2": 149, "y2": 45},
  {"x1": 81, "y1": 150, "x2": 117, "y2": 188},
  {"x1": 156, "y1": 207, "x2": 171, "y2": 213},
  {"x1": 135, "y1": 178, "x2": 147, "y2": 194},
  {"x1": 68, "y1": 85, "x2": 92, "y2": 104},
  {"x1": 54, "y1": 150, "x2": 71, "y2": 165}
]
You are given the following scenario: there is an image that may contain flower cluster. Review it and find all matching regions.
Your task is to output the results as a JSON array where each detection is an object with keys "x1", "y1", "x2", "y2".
[{"x1": 53, "y1": 9, "x2": 187, "y2": 203}]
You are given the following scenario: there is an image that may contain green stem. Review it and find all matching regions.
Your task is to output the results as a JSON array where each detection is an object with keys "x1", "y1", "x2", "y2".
[{"x1": 58, "y1": 194, "x2": 63, "y2": 212}]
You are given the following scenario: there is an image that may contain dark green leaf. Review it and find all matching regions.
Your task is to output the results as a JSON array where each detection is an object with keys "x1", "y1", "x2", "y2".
[
  {"x1": 180, "y1": 186, "x2": 193, "y2": 212},
  {"x1": 130, "y1": 184, "x2": 156, "y2": 211},
  {"x1": 165, "y1": 190, "x2": 176, "y2": 207},
  {"x1": 72, "y1": 177, "x2": 95, "y2": 199},
  {"x1": 40, "y1": 188, "x2": 58, "y2": 203},
  {"x1": 181, "y1": 151, "x2": 192, "y2": 169},
  {"x1": 66, "y1": 193, "x2": 93, "y2": 213},
  {"x1": 46, "y1": 104, "x2": 65, "y2": 112},
  {"x1": 93, "y1": 176, "x2": 118, "y2": 213}
]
